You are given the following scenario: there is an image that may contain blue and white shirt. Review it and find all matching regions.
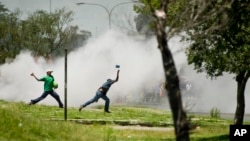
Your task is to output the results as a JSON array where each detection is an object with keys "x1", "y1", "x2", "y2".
[{"x1": 99, "y1": 79, "x2": 115, "y2": 94}]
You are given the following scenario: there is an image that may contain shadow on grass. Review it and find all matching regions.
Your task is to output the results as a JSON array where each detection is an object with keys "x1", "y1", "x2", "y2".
[
  {"x1": 192, "y1": 134, "x2": 229, "y2": 141},
  {"x1": 158, "y1": 134, "x2": 229, "y2": 141}
]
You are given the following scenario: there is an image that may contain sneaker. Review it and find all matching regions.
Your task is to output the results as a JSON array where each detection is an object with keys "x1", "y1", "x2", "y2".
[
  {"x1": 104, "y1": 110, "x2": 111, "y2": 113},
  {"x1": 79, "y1": 105, "x2": 85, "y2": 112},
  {"x1": 59, "y1": 105, "x2": 64, "y2": 108},
  {"x1": 28, "y1": 101, "x2": 34, "y2": 105}
]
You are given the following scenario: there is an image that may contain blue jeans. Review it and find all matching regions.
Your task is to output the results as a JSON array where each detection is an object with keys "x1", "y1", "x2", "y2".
[
  {"x1": 82, "y1": 91, "x2": 110, "y2": 111},
  {"x1": 31, "y1": 90, "x2": 64, "y2": 107}
]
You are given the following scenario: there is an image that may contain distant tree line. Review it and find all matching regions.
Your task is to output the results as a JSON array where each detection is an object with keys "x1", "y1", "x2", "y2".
[{"x1": 0, "y1": 2, "x2": 91, "y2": 64}]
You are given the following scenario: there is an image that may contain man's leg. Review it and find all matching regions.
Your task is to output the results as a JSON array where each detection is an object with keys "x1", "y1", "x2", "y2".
[
  {"x1": 79, "y1": 91, "x2": 101, "y2": 111},
  {"x1": 50, "y1": 90, "x2": 64, "y2": 108},
  {"x1": 100, "y1": 94, "x2": 110, "y2": 113},
  {"x1": 29, "y1": 91, "x2": 49, "y2": 105}
]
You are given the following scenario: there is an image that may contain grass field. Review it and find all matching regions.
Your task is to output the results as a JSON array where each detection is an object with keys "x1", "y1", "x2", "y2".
[{"x1": 0, "y1": 100, "x2": 236, "y2": 141}]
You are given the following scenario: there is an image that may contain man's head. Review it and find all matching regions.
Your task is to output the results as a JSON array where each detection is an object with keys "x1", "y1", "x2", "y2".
[
  {"x1": 107, "y1": 79, "x2": 112, "y2": 82},
  {"x1": 46, "y1": 69, "x2": 53, "y2": 75}
]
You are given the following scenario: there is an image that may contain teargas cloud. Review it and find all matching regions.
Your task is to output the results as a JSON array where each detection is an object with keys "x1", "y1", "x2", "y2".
[{"x1": 0, "y1": 30, "x2": 249, "y2": 114}]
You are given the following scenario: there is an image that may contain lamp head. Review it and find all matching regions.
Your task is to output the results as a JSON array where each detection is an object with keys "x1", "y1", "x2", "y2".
[{"x1": 76, "y1": 3, "x2": 85, "y2": 5}]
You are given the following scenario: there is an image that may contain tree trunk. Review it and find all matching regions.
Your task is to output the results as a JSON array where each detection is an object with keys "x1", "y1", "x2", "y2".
[
  {"x1": 153, "y1": 0, "x2": 190, "y2": 140},
  {"x1": 234, "y1": 71, "x2": 250, "y2": 125},
  {"x1": 162, "y1": 43, "x2": 190, "y2": 141}
]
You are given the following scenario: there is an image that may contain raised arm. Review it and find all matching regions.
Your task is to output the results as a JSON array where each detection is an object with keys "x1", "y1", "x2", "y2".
[
  {"x1": 115, "y1": 70, "x2": 120, "y2": 82},
  {"x1": 30, "y1": 73, "x2": 39, "y2": 81}
]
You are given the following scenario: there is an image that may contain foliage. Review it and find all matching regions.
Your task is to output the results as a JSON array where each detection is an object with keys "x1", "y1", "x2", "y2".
[
  {"x1": 0, "y1": 3, "x2": 22, "y2": 64},
  {"x1": 22, "y1": 8, "x2": 90, "y2": 60},
  {"x1": 0, "y1": 2, "x2": 91, "y2": 64},
  {"x1": 182, "y1": 1, "x2": 250, "y2": 77},
  {"x1": 210, "y1": 107, "x2": 221, "y2": 119},
  {"x1": 135, "y1": 0, "x2": 250, "y2": 125},
  {"x1": 133, "y1": 0, "x2": 186, "y2": 37},
  {"x1": 134, "y1": 0, "x2": 250, "y2": 77},
  {"x1": 178, "y1": 0, "x2": 250, "y2": 125}
]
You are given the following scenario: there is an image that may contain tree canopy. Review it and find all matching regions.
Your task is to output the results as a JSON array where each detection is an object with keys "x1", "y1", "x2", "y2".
[
  {"x1": 134, "y1": 0, "x2": 186, "y2": 37},
  {"x1": 0, "y1": 3, "x2": 22, "y2": 64},
  {"x1": 180, "y1": 0, "x2": 250, "y2": 78},
  {"x1": 182, "y1": 0, "x2": 250, "y2": 125},
  {"x1": 0, "y1": 3, "x2": 91, "y2": 64},
  {"x1": 135, "y1": 0, "x2": 250, "y2": 125}
]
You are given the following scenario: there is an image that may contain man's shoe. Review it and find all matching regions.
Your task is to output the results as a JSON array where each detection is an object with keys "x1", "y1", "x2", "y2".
[
  {"x1": 79, "y1": 107, "x2": 82, "y2": 112},
  {"x1": 28, "y1": 101, "x2": 34, "y2": 105},
  {"x1": 79, "y1": 105, "x2": 85, "y2": 112},
  {"x1": 105, "y1": 110, "x2": 111, "y2": 113},
  {"x1": 59, "y1": 105, "x2": 64, "y2": 108}
]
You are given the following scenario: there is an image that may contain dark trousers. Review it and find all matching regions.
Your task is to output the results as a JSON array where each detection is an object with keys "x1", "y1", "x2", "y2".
[
  {"x1": 82, "y1": 91, "x2": 110, "y2": 111},
  {"x1": 31, "y1": 90, "x2": 63, "y2": 107}
]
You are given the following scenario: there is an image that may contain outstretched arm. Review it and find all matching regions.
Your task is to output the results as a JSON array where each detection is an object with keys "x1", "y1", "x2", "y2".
[
  {"x1": 115, "y1": 70, "x2": 120, "y2": 82},
  {"x1": 30, "y1": 73, "x2": 39, "y2": 81}
]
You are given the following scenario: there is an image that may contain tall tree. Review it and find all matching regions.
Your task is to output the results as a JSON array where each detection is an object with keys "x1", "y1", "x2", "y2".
[
  {"x1": 22, "y1": 8, "x2": 90, "y2": 60},
  {"x1": 135, "y1": 0, "x2": 190, "y2": 140},
  {"x1": 135, "y1": 0, "x2": 250, "y2": 126},
  {"x1": 0, "y1": 4, "x2": 90, "y2": 64},
  {"x1": 0, "y1": 3, "x2": 22, "y2": 64},
  {"x1": 178, "y1": 0, "x2": 250, "y2": 125}
]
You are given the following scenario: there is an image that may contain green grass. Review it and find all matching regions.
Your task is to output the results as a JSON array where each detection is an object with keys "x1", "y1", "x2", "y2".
[{"x1": 0, "y1": 100, "x2": 237, "y2": 141}]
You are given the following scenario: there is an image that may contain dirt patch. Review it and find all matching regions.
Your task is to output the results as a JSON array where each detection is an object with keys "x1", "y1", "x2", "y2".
[
  {"x1": 67, "y1": 119, "x2": 173, "y2": 127},
  {"x1": 112, "y1": 125, "x2": 173, "y2": 131}
]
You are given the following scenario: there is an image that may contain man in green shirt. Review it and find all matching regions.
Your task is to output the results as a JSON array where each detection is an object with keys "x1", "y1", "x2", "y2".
[{"x1": 28, "y1": 69, "x2": 63, "y2": 108}]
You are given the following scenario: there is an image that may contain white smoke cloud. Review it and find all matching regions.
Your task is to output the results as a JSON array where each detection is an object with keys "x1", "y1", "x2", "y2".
[
  {"x1": 0, "y1": 30, "x2": 249, "y2": 114},
  {"x1": 0, "y1": 30, "x2": 163, "y2": 108}
]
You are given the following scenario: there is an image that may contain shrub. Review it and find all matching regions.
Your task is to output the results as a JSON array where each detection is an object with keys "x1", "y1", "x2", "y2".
[{"x1": 210, "y1": 107, "x2": 221, "y2": 118}]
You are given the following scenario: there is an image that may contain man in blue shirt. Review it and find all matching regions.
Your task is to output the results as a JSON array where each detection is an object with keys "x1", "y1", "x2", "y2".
[{"x1": 79, "y1": 70, "x2": 120, "y2": 113}]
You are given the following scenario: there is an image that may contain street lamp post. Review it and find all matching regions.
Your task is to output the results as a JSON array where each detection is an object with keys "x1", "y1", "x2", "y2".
[
  {"x1": 50, "y1": 0, "x2": 51, "y2": 13},
  {"x1": 76, "y1": 1, "x2": 139, "y2": 29}
]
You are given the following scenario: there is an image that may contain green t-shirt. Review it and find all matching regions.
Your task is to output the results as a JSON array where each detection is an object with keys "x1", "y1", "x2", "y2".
[{"x1": 39, "y1": 75, "x2": 54, "y2": 91}]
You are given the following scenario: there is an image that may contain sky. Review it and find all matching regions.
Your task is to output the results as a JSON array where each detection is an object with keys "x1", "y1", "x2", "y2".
[{"x1": 0, "y1": 0, "x2": 249, "y2": 114}]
